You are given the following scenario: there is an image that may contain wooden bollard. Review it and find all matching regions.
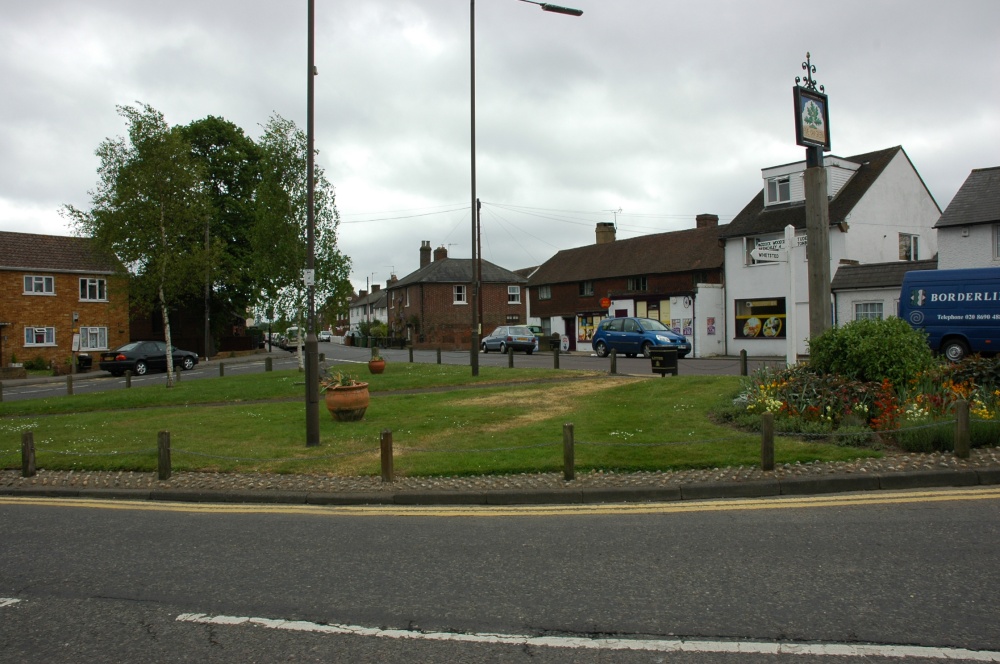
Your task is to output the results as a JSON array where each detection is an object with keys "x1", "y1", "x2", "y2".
[
  {"x1": 740, "y1": 349, "x2": 748, "y2": 376},
  {"x1": 408, "y1": 347, "x2": 414, "y2": 363},
  {"x1": 954, "y1": 399, "x2": 970, "y2": 459},
  {"x1": 0, "y1": 381, "x2": 4, "y2": 403},
  {"x1": 761, "y1": 412, "x2": 775, "y2": 471},
  {"x1": 507, "y1": 346, "x2": 514, "y2": 368},
  {"x1": 436, "y1": 348, "x2": 442, "y2": 364},
  {"x1": 563, "y1": 423, "x2": 575, "y2": 481},
  {"x1": 158, "y1": 431, "x2": 171, "y2": 480},
  {"x1": 553, "y1": 347, "x2": 560, "y2": 369},
  {"x1": 219, "y1": 362, "x2": 225, "y2": 377},
  {"x1": 21, "y1": 431, "x2": 36, "y2": 478},
  {"x1": 125, "y1": 370, "x2": 132, "y2": 388},
  {"x1": 380, "y1": 429, "x2": 394, "y2": 483},
  {"x1": 610, "y1": 349, "x2": 617, "y2": 375},
  {"x1": 265, "y1": 356, "x2": 273, "y2": 372},
  {"x1": 66, "y1": 374, "x2": 73, "y2": 396}
]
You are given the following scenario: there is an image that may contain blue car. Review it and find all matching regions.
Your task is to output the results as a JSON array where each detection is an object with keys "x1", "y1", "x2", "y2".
[{"x1": 591, "y1": 317, "x2": 690, "y2": 359}]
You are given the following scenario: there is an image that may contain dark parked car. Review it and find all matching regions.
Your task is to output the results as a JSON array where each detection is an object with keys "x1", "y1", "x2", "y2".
[
  {"x1": 591, "y1": 317, "x2": 691, "y2": 359},
  {"x1": 99, "y1": 341, "x2": 199, "y2": 377},
  {"x1": 481, "y1": 325, "x2": 536, "y2": 354}
]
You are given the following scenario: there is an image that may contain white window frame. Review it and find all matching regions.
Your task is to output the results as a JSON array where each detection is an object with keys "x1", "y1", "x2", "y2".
[
  {"x1": 23, "y1": 275, "x2": 55, "y2": 295},
  {"x1": 453, "y1": 285, "x2": 467, "y2": 304},
  {"x1": 854, "y1": 302, "x2": 884, "y2": 321},
  {"x1": 24, "y1": 327, "x2": 56, "y2": 346},
  {"x1": 899, "y1": 233, "x2": 919, "y2": 261},
  {"x1": 538, "y1": 285, "x2": 551, "y2": 301},
  {"x1": 627, "y1": 276, "x2": 647, "y2": 292},
  {"x1": 79, "y1": 326, "x2": 109, "y2": 351},
  {"x1": 766, "y1": 176, "x2": 791, "y2": 205},
  {"x1": 579, "y1": 281, "x2": 594, "y2": 297},
  {"x1": 507, "y1": 286, "x2": 521, "y2": 304},
  {"x1": 79, "y1": 277, "x2": 107, "y2": 301}
]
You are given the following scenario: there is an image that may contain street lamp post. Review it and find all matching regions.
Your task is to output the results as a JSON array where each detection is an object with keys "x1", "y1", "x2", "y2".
[
  {"x1": 305, "y1": 0, "x2": 320, "y2": 446},
  {"x1": 469, "y1": 0, "x2": 582, "y2": 376}
]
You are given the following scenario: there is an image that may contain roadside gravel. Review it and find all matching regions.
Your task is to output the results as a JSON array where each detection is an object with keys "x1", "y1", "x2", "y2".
[{"x1": 3, "y1": 446, "x2": 999, "y2": 495}]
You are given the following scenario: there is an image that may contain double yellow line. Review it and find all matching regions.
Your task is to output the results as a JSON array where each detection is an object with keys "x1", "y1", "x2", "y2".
[{"x1": 2, "y1": 486, "x2": 999, "y2": 518}]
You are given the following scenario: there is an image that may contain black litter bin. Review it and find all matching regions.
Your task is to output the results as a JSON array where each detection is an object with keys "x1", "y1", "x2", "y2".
[
  {"x1": 648, "y1": 348, "x2": 678, "y2": 376},
  {"x1": 76, "y1": 353, "x2": 93, "y2": 372}
]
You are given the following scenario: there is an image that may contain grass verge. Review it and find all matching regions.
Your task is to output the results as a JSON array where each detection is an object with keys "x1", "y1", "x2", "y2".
[{"x1": 0, "y1": 363, "x2": 881, "y2": 478}]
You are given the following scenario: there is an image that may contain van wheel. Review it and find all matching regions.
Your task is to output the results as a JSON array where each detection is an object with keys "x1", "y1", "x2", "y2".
[{"x1": 942, "y1": 339, "x2": 968, "y2": 363}]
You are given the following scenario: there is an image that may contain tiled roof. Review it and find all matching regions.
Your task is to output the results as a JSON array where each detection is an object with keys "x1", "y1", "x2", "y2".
[
  {"x1": 389, "y1": 258, "x2": 527, "y2": 290},
  {"x1": 934, "y1": 166, "x2": 1000, "y2": 228},
  {"x1": 719, "y1": 146, "x2": 915, "y2": 239},
  {"x1": 0, "y1": 231, "x2": 119, "y2": 274},
  {"x1": 830, "y1": 258, "x2": 937, "y2": 291},
  {"x1": 527, "y1": 223, "x2": 725, "y2": 286}
]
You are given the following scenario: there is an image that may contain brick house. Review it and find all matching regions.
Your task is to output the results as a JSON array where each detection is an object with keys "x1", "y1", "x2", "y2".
[
  {"x1": 386, "y1": 242, "x2": 528, "y2": 349},
  {"x1": 527, "y1": 216, "x2": 726, "y2": 355},
  {"x1": 0, "y1": 231, "x2": 128, "y2": 371}
]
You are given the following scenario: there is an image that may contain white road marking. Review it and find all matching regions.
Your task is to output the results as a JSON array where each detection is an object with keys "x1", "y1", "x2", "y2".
[
  {"x1": 176, "y1": 613, "x2": 1000, "y2": 661},
  {"x1": 0, "y1": 598, "x2": 22, "y2": 608}
]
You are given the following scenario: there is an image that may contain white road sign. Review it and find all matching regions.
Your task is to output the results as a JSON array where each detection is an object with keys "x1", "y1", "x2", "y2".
[{"x1": 750, "y1": 247, "x2": 787, "y2": 262}]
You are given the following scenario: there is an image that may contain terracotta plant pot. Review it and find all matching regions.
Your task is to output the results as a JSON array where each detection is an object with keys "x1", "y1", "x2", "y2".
[
  {"x1": 324, "y1": 382, "x2": 370, "y2": 421},
  {"x1": 368, "y1": 359, "x2": 386, "y2": 374}
]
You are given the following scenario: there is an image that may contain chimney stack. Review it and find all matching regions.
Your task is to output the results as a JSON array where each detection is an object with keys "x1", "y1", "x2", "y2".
[
  {"x1": 696, "y1": 213, "x2": 719, "y2": 229},
  {"x1": 434, "y1": 245, "x2": 448, "y2": 261},
  {"x1": 420, "y1": 240, "x2": 431, "y2": 268},
  {"x1": 596, "y1": 222, "x2": 616, "y2": 244}
]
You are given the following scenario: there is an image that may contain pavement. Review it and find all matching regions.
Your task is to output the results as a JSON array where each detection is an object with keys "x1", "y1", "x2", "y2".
[{"x1": 3, "y1": 349, "x2": 1000, "y2": 506}]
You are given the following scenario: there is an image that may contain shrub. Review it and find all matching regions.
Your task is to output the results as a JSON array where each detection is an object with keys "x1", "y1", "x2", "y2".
[
  {"x1": 807, "y1": 317, "x2": 934, "y2": 387},
  {"x1": 23, "y1": 356, "x2": 48, "y2": 371}
]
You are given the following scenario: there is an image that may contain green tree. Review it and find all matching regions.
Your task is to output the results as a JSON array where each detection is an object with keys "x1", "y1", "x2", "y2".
[
  {"x1": 252, "y1": 114, "x2": 352, "y2": 358},
  {"x1": 63, "y1": 103, "x2": 212, "y2": 386},
  {"x1": 178, "y1": 116, "x2": 263, "y2": 354}
]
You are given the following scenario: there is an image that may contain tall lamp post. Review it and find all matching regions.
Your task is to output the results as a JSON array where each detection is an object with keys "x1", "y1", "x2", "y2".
[
  {"x1": 305, "y1": 0, "x2": 320, "y2": 446},
  {"x1": 469, "y1": 0, "x2": 582, "y2": 376}
]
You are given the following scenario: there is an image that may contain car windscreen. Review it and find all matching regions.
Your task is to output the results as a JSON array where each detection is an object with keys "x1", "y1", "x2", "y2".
[
  {"x1": 508, "y1": 327, "x2": 532, "y2": 336},
  {"x1": 639, "y1": 318, "x2": 670, "y2": 331}
]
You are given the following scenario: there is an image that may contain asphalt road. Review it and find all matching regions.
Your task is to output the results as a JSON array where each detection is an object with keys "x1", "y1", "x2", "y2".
[
  {"x1": 0, "y1": 343, "x2": 780, "y2": 402},
  {"x1": 2, "y1": 488, "x2": 999, "y2": 662}
]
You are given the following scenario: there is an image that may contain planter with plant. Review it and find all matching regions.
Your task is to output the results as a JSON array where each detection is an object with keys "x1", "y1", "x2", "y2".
[
  {"x1": 320, "y1": 367, "x2": 369, "y2": 421},
  {"x1": 368, "y1": 348, "x2": 386, "y2": 374}
]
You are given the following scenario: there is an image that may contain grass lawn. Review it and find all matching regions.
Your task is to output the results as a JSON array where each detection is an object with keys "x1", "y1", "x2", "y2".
[{"x1": 0, "y1": 363, "x2": 881, "y2": 478}]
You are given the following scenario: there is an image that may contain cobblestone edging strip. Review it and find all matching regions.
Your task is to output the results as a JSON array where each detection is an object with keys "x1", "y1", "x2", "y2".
[{"x1": 1, "y1": 447, "x2": 999, "y2": 506}]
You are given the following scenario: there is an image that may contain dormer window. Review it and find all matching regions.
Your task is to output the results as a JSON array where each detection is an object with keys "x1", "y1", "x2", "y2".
[{"x1": 767, "y1": 176, "x2": 791, "y2": 205}]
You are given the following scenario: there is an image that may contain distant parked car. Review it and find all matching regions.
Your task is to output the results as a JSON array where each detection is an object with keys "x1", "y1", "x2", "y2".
[
  {"x1": 481, "y1": 325, "x2": 536, "y2": 354},
  {"x1": 318, "y1": 330, "x2": 333, "y2": 342},
  {"x1": 99, "y1": 341, "x2": 199, "y2": 377},
  {"x1": 591, "y1": 317, "x2": 690, "y2": 359}
]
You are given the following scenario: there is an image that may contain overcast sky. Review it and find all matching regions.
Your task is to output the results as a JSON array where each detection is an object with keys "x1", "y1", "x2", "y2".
[{"x1": 3, "y1": 1, "x2": 998, "y2": 293}]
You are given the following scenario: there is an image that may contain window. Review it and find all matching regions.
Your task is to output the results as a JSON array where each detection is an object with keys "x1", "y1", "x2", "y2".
[
  {"x1": 505, "y1": 314, "x2": 521, "y2": 324},
  {"x1": 767, "y1": 176, "x2": 791, "y2": 205},
  {"x1": 508, "y1": 286, "x2": 521, "y2": 304},
  {"x1": 23, "y1": 275, "x2": 54, "y2": 294},
  {"x1": 453, "y1": 285, "x2": 467, "y2": 304},
  {"x1": 899, "y1": 234, "x2": 919, "y2": 261},
  {"x1": 627, "y1": 276, "x2": 647, "y2": 292},
  {"x1": 538, "y1": 285, "x2": 551, "y2": 300},
  {"x1": 80, "y1": 278, "x2": 107, "y2": 301},
  {"x1": 854, "y1": 302, "x2": 884, "y2": 321},
  {"x1": 579, "y1": 281, "x2": 594, "y2": 296},
  {"x1": 79, "y1": 326, "x2": 108, "y2": 350},
  {"x1": 24, "y1": 327, "x2": 55, "y2": 346},
  {"x1": 405, "y1": 288, "x2": 411, "y2": 307}
]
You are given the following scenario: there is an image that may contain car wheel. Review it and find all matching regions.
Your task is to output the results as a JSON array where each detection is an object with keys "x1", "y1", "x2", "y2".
[
  {"x1": 641, "y1": 342, "x2": 653, "y2": 358},
  {"x1": 134, "y1": 361, "x2": 148, "y2": 376},
  {"x1": 942, "y1": 339, "x2": 969, "y2": 363},
  {"x1": 499, "y1": 342, "x2": 507, "y2": 354},
  {"x1": 481, "y1": 343, "x2": 488, "y2": 353},
  {"x1": 181, "y1": 356, "x2": 195, "y2": 370},
  {"x1": 594, "y1": 341, "x2": 609, "y2": 358}
]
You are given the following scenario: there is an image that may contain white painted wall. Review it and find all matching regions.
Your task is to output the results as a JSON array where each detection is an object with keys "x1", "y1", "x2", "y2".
[
  {"x1": 692, "y1": 283, "x2": 726, "y2": 357},
  {"x1": 833, "y1": 288, "x2": 901, "y2": 326},
  {"x1": 937, "y1": 225, "x2": 999, "y2": 269}
]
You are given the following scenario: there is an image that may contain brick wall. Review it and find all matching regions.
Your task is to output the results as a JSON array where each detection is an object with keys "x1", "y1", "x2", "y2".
[
  {"x1": 399, "y1": 282, "x2": 528, "y2": 349},
  {"x1": 0, "y1": 270, "x2": 129, "y2": 369}
]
